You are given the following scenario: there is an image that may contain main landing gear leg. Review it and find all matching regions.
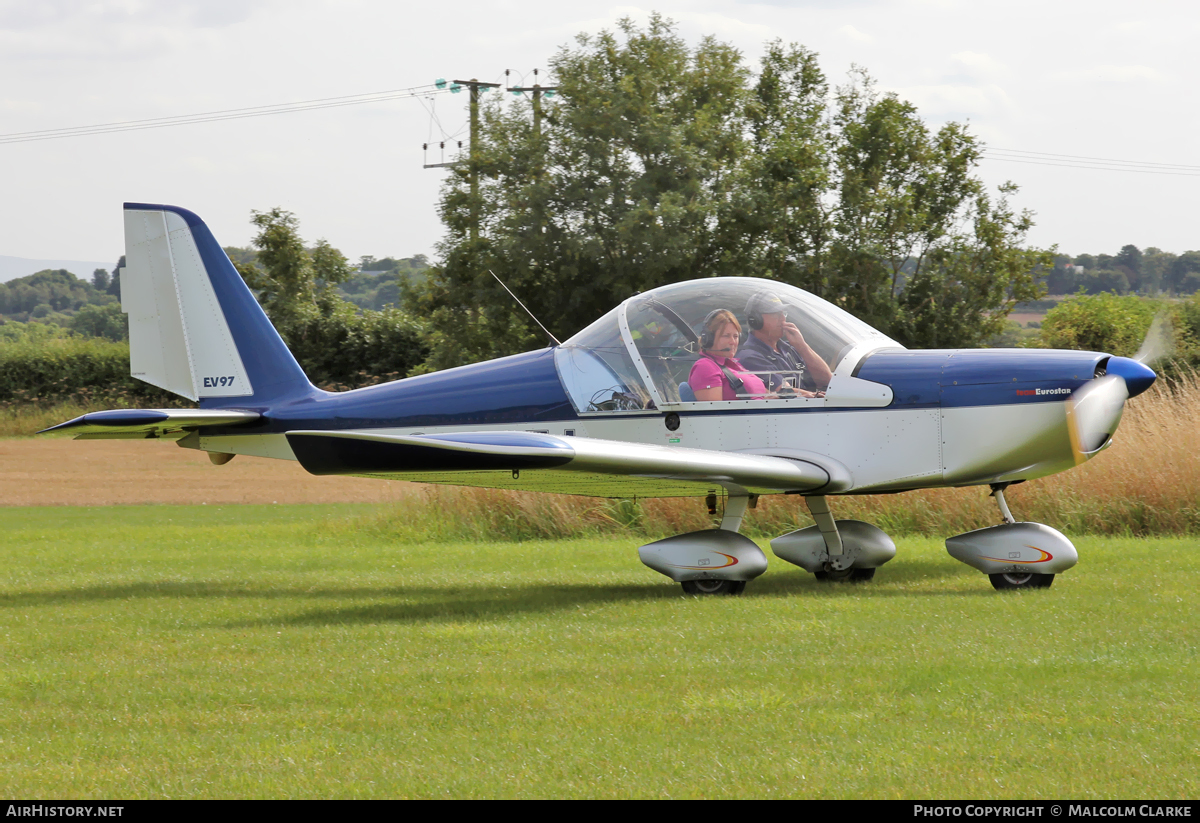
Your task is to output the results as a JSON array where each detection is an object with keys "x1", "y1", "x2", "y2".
[
  {"x1": 769, "y1": 497, "x2": 895, "y2": 581},
  {"x1": 805, "y1": 496, "x2": 876, "y2": 582},
  {"x1": 991, "y1": 482, "x2": 1016, "y2": 524}
]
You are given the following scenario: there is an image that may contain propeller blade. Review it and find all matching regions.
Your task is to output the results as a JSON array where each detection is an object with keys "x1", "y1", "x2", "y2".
[
  {"x1": 1065, "y1": 374, "x2": 1128, "y2": 464},
  {"x1": 1134, "y1": 312, "x2": 1174, "y2": 367}
]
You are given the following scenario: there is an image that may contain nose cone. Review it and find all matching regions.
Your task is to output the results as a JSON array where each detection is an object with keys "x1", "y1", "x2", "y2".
[{"x1": 1105, "y1": 356, "x2": 1156, "y2": 398}]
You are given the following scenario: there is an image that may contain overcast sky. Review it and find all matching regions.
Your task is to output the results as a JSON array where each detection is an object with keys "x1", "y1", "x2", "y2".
[{"x1": 2, "y1": 0, "x2": 1196, "y2": 270}]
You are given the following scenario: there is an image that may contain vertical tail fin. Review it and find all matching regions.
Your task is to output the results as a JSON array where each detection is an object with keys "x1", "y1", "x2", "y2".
[{"x1": 121, "y1": 203, "x2": 314, "y2": 406}]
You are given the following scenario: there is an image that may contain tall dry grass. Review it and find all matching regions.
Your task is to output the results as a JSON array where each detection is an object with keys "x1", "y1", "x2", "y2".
[{"x1": 361, "y1": 371, "x2": 1200, "y2": 540}]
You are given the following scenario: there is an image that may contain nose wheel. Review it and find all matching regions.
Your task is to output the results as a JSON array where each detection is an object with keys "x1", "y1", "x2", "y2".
[
  {"x1": 989, "y1": 572, "x2": 1055, "y2": 590},
  {"x1": 681, "y1": 579, "x2": 747, "y2": 595}
]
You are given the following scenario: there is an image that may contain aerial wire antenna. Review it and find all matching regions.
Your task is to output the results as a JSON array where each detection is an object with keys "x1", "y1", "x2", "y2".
[{"x1": 489, "y1": 270, "x2": 561, "y2": 346}]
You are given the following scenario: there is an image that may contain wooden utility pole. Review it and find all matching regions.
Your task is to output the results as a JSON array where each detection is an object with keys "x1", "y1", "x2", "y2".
[
  {"x1": 453, "y1": 79, "x2": 501, "y2": 242},
  {"x1": 506, "y1": 69, "x2": 557, "y2": 142},
  {"x1": 506, "y1": 70, "x2": 558, "y2": 233}
]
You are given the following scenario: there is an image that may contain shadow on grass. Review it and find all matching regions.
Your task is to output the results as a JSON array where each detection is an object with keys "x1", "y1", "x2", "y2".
[
  {"x1": 236, "y1": 565, "x2": 992, "y2": 628},
  {"x1": 0, "y1": 557, "x2": 989, "y2": 627}
]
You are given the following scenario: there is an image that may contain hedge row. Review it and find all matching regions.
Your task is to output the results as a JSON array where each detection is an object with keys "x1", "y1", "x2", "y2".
[{"x1": 0, "y1": 337, "x2": 170, "y2": 405}]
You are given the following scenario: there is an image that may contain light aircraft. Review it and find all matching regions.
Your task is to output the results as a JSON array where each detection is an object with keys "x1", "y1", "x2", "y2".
[{"x1": 46, "y1": 203, "x2": 1159, "y2": 594}]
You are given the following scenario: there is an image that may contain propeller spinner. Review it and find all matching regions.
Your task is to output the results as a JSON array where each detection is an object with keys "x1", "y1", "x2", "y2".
[{"x1": 1065, "y1": 356, "x2": 1156, "y2": 463}]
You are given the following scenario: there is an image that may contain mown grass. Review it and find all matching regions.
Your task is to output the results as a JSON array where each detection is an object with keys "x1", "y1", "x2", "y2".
[{"x1": 0, "y1": 504, "x2": 1195, "y2": 798}]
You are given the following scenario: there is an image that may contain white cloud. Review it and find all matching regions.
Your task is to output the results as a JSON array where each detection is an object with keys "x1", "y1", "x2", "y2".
[
  {"x1": 948, "y1": 51, "x2": 1008, "y2": 81},
  {"x1": 838, "y1": 24, "x2": 873, "y2": 43},
  {"x1": 1054, "y1": 64, "x2": 1167, "y2": 84},
  {"x1": 892, "y1": 82, "x2": 1016, "y2": 123}
]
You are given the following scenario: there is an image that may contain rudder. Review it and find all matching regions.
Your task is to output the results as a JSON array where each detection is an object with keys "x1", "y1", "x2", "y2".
[{"x1": 121, "y1": 203, "x2": 313, "y2": 405}]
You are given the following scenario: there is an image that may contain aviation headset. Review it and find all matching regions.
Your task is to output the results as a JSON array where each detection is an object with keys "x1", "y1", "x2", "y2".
[
  {"x1": 699, "y1": 309, "x2": 739, "y2": 351},
  {"x1": 745, "y1": 291, "x2": 786, "y2": 331}
]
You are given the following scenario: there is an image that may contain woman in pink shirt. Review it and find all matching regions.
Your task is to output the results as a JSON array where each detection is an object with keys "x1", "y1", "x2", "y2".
[{"x1": 687, "y1": 309, "x2": 767, "y2": 401}]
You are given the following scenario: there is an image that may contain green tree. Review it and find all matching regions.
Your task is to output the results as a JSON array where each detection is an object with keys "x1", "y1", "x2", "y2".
[
  {"x1": 1114, "y1": 244, "x2": 1142, "y2": 290},
  {"x1": 70, "y1": 303, "x2": 128, "y2": 341},
  {"x1": 824, "y1": 72, "x2": 1046, "y2": 346},
  {"x1": 413, "y1": 14, "x2": 749, "y2": 370},
  {"x1": 1038, "y1": 292, "x2": 1158, "y2": 356},
  {"x1": 0, "y1": 269, "x2": 115, "y2": 321},
  {"x1": 413, "y1": 17, "x2": 1049, "y2": 369},
  {"x1": 1139, "y1": 247, "x2": 1174, "y2": 294},
  {"x1": 1168, "y1": 251, "x2": 1200, "y2": 294},
  {"x1": 234, "y1": 208, "x2": 428, "y2": 388},
  {"x1": 106, "y1": 256, "x2": 125, "y2": 298}
]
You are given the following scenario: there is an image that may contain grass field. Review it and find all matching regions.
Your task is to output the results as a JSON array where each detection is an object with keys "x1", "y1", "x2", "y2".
[{"x1": 0, "y1": 504, "x2": 1195, "y2": 799}]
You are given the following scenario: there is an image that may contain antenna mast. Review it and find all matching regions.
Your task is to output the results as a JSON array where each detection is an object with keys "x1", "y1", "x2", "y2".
[{"x1": 489, "y1": 270, "x2": 561, "y2": 347}]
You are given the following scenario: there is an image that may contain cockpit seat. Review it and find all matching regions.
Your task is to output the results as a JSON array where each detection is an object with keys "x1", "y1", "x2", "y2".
[{"x1": 678, "y1": 382, "x2": 696, "y2": 402}]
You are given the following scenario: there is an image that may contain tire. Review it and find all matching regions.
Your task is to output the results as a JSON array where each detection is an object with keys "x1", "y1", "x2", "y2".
[
  {"x1": 989, "y1": 572, "x2": 1055, "y2": 591},
  {"x1": 814, "y1": 567, "x2": 875, "y2": 582},
  {"x1": 681, "y1": 579, "x2": 746, "y2": 595}
]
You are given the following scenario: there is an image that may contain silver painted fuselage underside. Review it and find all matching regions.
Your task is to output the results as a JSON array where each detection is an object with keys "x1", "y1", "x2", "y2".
[{"x1": 195, "y1": 400, "x2": 1081, "y2": 498}]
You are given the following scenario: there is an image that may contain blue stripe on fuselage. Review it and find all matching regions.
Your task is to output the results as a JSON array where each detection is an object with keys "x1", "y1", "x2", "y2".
[
  {"x1": 210, "y1": 347, "x2": 578, "y2": 435},
  {"x1": 204, "y1": 346, "x2": 1112, "y2": 436}
]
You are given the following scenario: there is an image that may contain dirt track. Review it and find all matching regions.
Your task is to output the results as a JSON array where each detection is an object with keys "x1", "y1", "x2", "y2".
[{"x1": 0, "y1": 438, "x2": 411, "y2": 506}]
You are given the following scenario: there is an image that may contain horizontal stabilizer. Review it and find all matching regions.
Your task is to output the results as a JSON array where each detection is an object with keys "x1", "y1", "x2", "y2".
[
  {"x1": 286, "y1": 430, "x2": 848, "y2": 497},
  {"x1": 41, "y1": 409, "x2": 260, "y2": 439}
]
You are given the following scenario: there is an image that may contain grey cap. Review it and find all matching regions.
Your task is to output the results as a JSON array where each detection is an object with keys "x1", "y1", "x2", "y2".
[{"x1": 746, "y1": 291, "x2": 785, "y2": 318}]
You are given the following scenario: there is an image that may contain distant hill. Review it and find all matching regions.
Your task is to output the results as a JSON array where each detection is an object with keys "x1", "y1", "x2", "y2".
[{"x1": 1, "y1": 255, "x2": 111, "y2": 284}]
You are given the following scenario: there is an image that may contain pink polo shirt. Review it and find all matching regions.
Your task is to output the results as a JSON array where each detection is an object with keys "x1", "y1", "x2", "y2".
[{"x1": 688, "y1": 355, "x2": 767, "y2": 400}]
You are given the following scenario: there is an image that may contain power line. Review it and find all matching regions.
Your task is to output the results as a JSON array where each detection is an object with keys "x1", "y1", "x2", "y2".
[
  {"x1": 985, "y1": 146, "x2": 1200, "y2": 171},
  {"x1": 982, "y1": 155, "x2": 1200, "y2": 177},
  {"x1": 0, "y1": 84, "x2": 450, "y2": 145},
  {"x1": 982, "y1": 146, "x2": 1200, "y2": 177}
]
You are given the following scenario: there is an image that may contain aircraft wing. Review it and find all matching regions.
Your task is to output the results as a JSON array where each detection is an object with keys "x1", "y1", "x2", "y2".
[
  {"x1": 285, "y1": 430, "x2": 851, "y2": 498},
  {"x1": 40, "y1": 409, "x2": 261, "y2": 440}
]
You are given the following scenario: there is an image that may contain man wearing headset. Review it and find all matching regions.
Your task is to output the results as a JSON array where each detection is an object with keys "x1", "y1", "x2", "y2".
[{"x1": 738, "y1": 291, "x2": 833, "y2": 398}]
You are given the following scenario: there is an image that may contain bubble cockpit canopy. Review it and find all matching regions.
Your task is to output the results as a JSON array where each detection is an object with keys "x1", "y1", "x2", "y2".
[{"x1": 554, "y1": 277, "x2": 901, "y2": 414}]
